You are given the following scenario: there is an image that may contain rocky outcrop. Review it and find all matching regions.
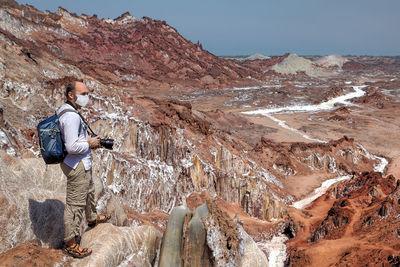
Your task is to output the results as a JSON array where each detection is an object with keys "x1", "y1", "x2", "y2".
[
  {"x1": 319, "y1": 86, "x2": 346, "y2": 102},
  {"x1": 159, "y1": 200, "x2": 268, "y2": 267},
  {"x1": 72, "y1": 224, "x2": 162, "y2": 267},
  {"x1": 351, "y1": 86, "x2": 393, "y2": 109},
  {"x1": 201, "y1": 200, "x2": 242, "y2": 266},
  {"x1": 255, "y1": 136, "x2": 377, "y2": 177},
  {"x1": 310, "y1": 203, "x2": 353, "y2": 242}
]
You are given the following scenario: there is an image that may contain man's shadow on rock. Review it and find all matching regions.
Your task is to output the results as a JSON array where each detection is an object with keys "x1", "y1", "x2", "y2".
[{"x1": 28, "y1": 199, "x2": 65, "y2": 249}]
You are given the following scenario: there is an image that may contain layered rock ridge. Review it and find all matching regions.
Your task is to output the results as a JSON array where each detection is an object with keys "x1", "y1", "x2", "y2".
[{"x1": 0, "y1": 0, "x2": 262, "y2": 89}]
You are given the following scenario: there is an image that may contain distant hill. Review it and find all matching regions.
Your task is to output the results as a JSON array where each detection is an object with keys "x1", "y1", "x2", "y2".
[{"x1": 0, "y1": 0, "x2": 261, "y2": 89}]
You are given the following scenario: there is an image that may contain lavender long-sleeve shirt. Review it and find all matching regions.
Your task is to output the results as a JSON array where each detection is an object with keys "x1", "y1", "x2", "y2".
[{"x1": 57, "y1": 103, "x2": 91, "y2": 170}]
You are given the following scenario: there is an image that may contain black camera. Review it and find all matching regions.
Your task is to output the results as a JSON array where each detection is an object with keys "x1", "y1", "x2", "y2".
[
  {"x1": 91, "y1": 134, "x2": 114, "y2": 150},
  {"x1": 100, "y1": 138, "x2": 114, "y2": 150}
]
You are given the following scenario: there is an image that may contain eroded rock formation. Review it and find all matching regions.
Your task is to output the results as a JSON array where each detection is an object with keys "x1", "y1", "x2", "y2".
[{"x1": 159, "y1": 201, "x2": 268, "y2": 267}]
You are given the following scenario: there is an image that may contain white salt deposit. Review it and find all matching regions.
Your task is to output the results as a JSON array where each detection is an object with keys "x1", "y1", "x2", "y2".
[
  {"x1": 243, "y1": 85, "x2": 367, "y2": 116},
  {"x1": 374, "y1": 156, "x2": 389, "y2": 173},
  {"x1": 242, "y1": 85, "x2": 367, "y2": 142},
  {"x1": 292, "y1": 175, "x2": 352, "y2": 210},
  {"x1": 264, "y1": 114, "x2": 325, "y2": 143},
  {"x1": 225, "y1": 85, "x2": 270, "y2": 91},
  {"x1": 357, "y1": 144, "x2": 389, "y2": 174}
]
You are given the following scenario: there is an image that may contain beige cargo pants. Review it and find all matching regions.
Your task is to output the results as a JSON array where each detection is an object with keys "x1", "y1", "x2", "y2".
[{"x1": 61, "y1": 161, "x2": 98, "y2": 243}]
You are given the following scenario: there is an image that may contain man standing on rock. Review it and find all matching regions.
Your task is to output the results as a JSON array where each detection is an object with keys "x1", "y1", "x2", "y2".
[{"x1": 58, "y1": 81, "x2": 110, "y2": 258}]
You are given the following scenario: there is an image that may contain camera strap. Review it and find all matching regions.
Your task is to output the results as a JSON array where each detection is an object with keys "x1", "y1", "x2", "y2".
[{"x1": 65, "y1": 101, "x2": 97, "y2": 136}]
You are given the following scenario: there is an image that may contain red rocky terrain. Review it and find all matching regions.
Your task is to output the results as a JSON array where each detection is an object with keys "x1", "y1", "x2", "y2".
[
  {"x1": 0, "y1": 0, "x2": 262, "y2": 90},
  {"x1": 287, "y1": 172, "x2": 400, "y2": 266},
  {"x1": 0, "y1": 0, "x2": 400, "y2": 266}
]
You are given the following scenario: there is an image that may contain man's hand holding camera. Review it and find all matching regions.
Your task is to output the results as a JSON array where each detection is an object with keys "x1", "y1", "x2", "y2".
[
  {"x1": 88, "y1": 135, "x2": 114, "y2": 150},
  {"x1": 88, "y1": 135, "x2": 101, "y2": 149}
]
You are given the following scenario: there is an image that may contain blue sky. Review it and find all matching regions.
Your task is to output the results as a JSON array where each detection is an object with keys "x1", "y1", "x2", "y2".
[{"x1": 16, "y1": 0, "x2": 400, "y2": 56}]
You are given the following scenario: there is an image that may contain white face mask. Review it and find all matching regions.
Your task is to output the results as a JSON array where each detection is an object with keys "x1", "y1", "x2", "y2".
[{"x1": 75, "y1": 94, "x2": 89, "y2": 107}]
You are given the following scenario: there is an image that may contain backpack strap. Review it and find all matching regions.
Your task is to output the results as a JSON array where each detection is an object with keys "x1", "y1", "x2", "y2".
[
  {"x1": 57, "y1": 109, "x2": 84, "y2": 135},
  {"x1": 57, "y1": 108, "x2": 77, "y2": 117}
]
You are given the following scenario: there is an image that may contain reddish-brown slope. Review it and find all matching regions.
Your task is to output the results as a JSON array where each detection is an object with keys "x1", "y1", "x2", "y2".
[
  {"x1": 287, "y1": 172, "x2": 400, "y2": 266},
  {"x1": 0, "y1": 0, "x2": 262, "y2": 89}
]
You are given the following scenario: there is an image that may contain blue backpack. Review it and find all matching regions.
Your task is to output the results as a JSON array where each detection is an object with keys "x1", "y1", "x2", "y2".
[{"x1": 37, "y1": 109, "x2": 81, "y2": 164}]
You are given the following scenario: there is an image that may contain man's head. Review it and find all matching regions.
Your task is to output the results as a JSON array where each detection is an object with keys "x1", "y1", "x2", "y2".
[{"x1": 65, "y1": 81, "x2": 89, "y2": 109}]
